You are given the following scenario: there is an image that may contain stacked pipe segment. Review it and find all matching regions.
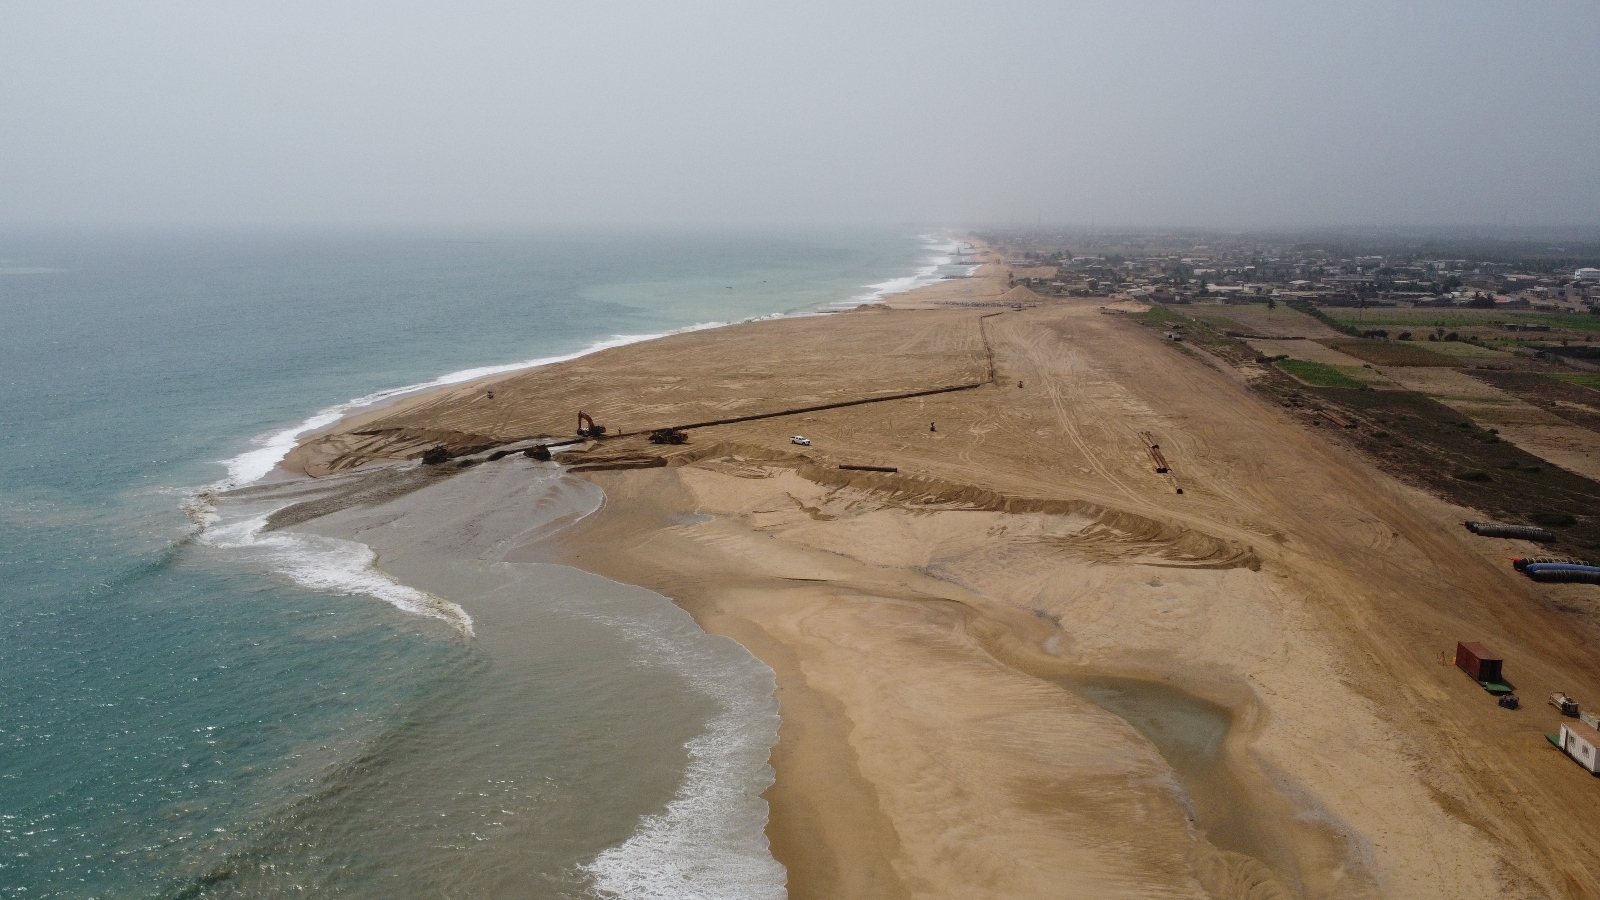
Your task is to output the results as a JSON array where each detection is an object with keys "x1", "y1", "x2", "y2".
[
  {"x1": 1523, "y1": 564, "x2": 1600, "y2": 585},
  {"x1": 1464, "y1": 521, "x2": 1557, "y2": 542}
]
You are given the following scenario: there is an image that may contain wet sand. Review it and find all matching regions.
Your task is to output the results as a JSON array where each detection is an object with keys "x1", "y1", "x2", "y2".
[{"x1": 281, "y1": 245, "x2": 1600, "y2": 898}]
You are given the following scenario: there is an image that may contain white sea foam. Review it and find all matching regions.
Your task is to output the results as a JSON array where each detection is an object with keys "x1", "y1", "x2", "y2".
[
  {"x1": 193, "y1": 235, "x2": 952, "y2": 632},
  {"x1": 180, "y1": 240, "x2": 966, "y2": 891},
  {"x1": 189, "y1": 327, "x2": 733, "y2": 625},
  {"x1": 214, "y1": 323, "x2": 728, "y2": 491},
  {"x1": 214, "y1": 233, "x2": 965, "y2": 491},
  {"x1": 582, "y1": 599, "x2": 785, "y2": 900},
  {"x1": 197, "y1": 514, "x2": 474, "y2": 635},
  {"x1": 831, "y1": 233, "x2": 974, "y2": 308}
]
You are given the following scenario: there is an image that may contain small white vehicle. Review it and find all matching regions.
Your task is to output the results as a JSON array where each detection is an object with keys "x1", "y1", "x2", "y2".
[{"x1": 790, "y1": 435, "x2": 811, "y2": 446}]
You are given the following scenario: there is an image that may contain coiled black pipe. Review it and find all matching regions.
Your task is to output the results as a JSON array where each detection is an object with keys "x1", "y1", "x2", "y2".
[
  {"x1": 1512, "y1": 556, "x2": 1590, "y2": 572},
  {"x1": 1464, "y1": 521, "x2": 1556, "y2": 542}
]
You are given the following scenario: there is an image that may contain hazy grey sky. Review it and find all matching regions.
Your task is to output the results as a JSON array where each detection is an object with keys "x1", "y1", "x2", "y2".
[{"x1": 2, "y1": 1, "x2": 1596, "y2": 229}]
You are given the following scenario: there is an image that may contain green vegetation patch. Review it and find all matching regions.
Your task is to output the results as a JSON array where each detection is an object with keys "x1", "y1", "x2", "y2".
[
  {"x1": 1274, "y1": 359, "x2": 1368, "y2": 388},
  {"x1": 1196, "y1": 314, "x2": 1245, "y2": 333},
  {"x1": 1142, "y1": 304, "x2": 1259, "y2": 365},
  {"x1": 1550, "y1": 372, "x2": 1600, "y2": 391},
  {"x1": 1321, "y1": 307, "x2": 1600, "y2": 334},
  {"x1": 1141, "y1": 305, "x2": 1186, "y2": 328},
  {"x1": 1321, "y1": 339, "x2": 1458, "y2": 367},
  {"x1": 1419, "y1": 340, "x2": 1514, "y2": 359}
]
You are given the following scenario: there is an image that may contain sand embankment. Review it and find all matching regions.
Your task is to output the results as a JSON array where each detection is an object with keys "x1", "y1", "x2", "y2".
[{"x1": 283, "y1": 243, "x2": 1600, "y2": 898}]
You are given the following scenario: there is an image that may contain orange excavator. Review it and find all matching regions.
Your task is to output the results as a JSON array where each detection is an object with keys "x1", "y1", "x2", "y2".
[{"x1": 577, "y1": 411, "x2": 607, "y2": 438}]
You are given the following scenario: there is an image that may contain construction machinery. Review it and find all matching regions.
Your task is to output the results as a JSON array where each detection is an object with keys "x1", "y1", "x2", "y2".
[
  {"x1": 1551, "y1": 692, "x2": 1580, "y2": 717},
  {"x1": 577, "y1": 411, "x2": 607, "y2": 438},
  {"x1": 1140, "y1": 431, "x2": 1170, "y2": 474},
  {"x1": 648, "y1": 428, "x2": 688, "y2": 445}
]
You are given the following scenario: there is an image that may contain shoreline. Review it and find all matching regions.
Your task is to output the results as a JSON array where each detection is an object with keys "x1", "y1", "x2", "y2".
[
  {"x1": 224, "y1": 234, "x2": 970, "y2": 485},
  {"x1": 259, "y1": 237, "x2": 1600, "y2": 897},
  {"x1": 515, "y1": 459, "x2": 1361, "y2": 899},
  {"x1": 271, "y1": 242, "x2": 988, "y2": 480},
  {"x1": 190, "y1": 236, "x2": 985, "y2": 893}
]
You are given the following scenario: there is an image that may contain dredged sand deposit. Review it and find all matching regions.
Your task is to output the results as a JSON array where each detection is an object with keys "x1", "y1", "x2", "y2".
[{"x1": 277, "y1": 246, "x2": 1600, "y2": 899}]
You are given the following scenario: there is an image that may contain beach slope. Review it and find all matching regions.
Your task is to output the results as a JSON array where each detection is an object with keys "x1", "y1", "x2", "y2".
[{"x1": 284, "y1": 253, "x2": 1600, "y2": 899}]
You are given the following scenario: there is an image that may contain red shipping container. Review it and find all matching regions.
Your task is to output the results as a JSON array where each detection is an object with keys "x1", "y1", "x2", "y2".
[{"x1": 1456, "y1": 641, "x2": 1503, "y2": 683}]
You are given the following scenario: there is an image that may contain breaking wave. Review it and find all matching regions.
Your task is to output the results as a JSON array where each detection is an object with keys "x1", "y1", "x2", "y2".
[
  {"x1": 833, "y1": 234, "x2": 976, "y2": 307},
  {"x1": 188, "y1": 326, "x2": 728, "y2": 630},
  {"x1": 581, "y1": 594, "x2": 785, "y2": 900},
  {"x1": 189, "y1": 232, "x2": 958, "y2": 633},
  {"x1": 214, "y1": 325, "x2": 729, "y2": 491},
  {"x1": 196, "y1": 514, "x2": 474, "y2": 636}
]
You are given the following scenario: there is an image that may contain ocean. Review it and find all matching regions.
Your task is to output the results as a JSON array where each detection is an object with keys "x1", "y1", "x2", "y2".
[{"x1": 0, "y1": 229, "x2": 972, "y2": 898}]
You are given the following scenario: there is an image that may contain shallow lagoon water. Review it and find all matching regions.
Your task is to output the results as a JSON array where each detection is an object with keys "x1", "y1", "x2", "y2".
[
  {"x1": 1070, "y1": 678, "x2": 1263, "y2": 856},
  {"x1": 1069, "y1": 675, "x2": 1374, "y2": 898}
]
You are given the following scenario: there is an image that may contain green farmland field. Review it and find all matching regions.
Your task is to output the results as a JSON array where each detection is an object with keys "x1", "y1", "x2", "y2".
[
  {"x1": 1321, "y1": 307, "x2": 1600, "y2": 334},
  {"x1": 1275, "y1": 359, "x2": 1369, "y2": 388},
  {"x1": 1551, "y1": 372, "x2": 1600, "y2": 391}
]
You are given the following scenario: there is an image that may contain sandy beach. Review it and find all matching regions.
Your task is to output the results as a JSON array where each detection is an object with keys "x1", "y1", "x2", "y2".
[{"x1": 274, "y1": 246, "x2": 1600, "y2": 899}]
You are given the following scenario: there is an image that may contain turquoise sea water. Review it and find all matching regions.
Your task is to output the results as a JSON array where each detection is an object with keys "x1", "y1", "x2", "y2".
[{"x1": 0, "y1": 230, "x2": 966, "y2": 898}]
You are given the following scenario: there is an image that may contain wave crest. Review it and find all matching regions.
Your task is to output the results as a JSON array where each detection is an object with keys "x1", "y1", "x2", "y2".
[
  {"x1": 581, "y1": 607, "x2": 784, "y2": 899},
  {"x1": 198, "y1": 515, "x2": 474, "y2": 636}
]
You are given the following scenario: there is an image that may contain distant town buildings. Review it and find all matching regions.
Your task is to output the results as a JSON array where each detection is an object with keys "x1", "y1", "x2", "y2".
[{"x1": 985, "y1": 231, "x2": 1600, "y2": 315}]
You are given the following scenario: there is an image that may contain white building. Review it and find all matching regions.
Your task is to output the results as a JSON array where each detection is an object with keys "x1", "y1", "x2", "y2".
[
  {"x1": 1576, "y1": 267, "x2": 1600, "y2": 281},
  {"x1": 1556, "y1": 721, "x2": 1600, "y2": 774}
]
